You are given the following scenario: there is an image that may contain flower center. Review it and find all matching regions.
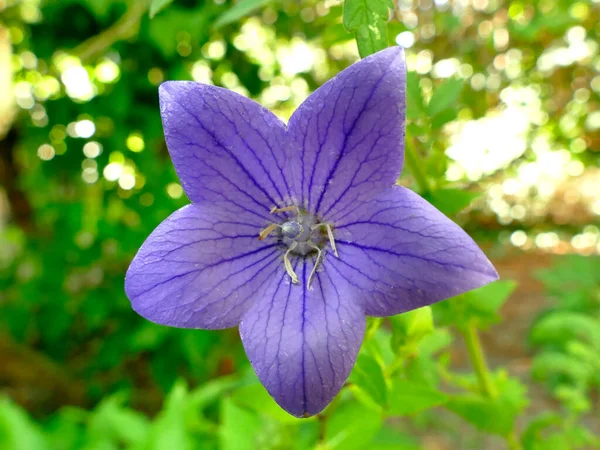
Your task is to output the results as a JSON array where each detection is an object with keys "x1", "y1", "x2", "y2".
[
  {"x1": 280, "y1": 213, "x2": 326, "y2": 256},
  {"x1": 258, "y1": 205, "x2": 339, "y2": 287}
]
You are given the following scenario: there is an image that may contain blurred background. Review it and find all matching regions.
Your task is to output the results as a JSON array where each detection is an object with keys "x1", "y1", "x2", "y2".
[{"x1": 0, "y1": 0, "x2": 599, "y2": 449}]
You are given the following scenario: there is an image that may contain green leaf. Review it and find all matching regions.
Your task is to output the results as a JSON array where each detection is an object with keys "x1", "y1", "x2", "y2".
[
  {"x1": 324, "y1": 400, "x2": 383, "y2": 450},
  {"x1": 79, "y1": 0, "x2": 122, "y2": 19},
  {"x1": 521, "y1": 412, "x2": 562, "y2": 450},
  {"x1": 219, "y1": 398, "x2": 263, "y2": 450},
  {"x1": 343, "y1": 0, "x2": 394, "y2": 58},
  {"x1": 431, "y1": 108, "x2": 458, "y2": 129},
  {"x1": 433, "y1": 280, "x2": 517, "y2": 329},
  {"x1": 86, "y1": 395, "x2": 150, "y2": 446},
  {"x1": 230, "y1": 383, "x2": 304, "y2": 424},
  {"x1": 143, "y1": 382, "x2": 193, "y2": 450},
  {"x1": 426, "y1": 189, "x2": 480, "y2": 216},
  {"x1": 531, "y1": 351, "x2": 592, "y2": 385},
  {"x1": 189, "y1": 375, "x2": 243, "y2": 410},
  {"x1": 446, "y1": 373, "x2": 528, "y2": 436},
  {"x1": 390, "y1": 306, "x2": 434, "y2": 354},
  {"x1": 0, "y1": 398, "x2": 49, "y2": 450},
  {"x1": 349, "y1": 354, "x2": 388, "y2": 408},
  {"x1": 369, "y1": 426, "x2": 421, "y2": 450},
  {"x1": 427, "y1": 78, "x2": 463, "y2": 117},
  {"x1": 213, "y1": 0, "x2": 273, "y2": 29},
  {"x1": 406, "y1": 72, "x2": 426, "y2": 120},
  {"x1": 387, "y1": 379, "x2": 448, "y2": 416},
  {"x1": 148, "y1": 6, "x2": 211, "y2": 58},
  {"x1": 530, "y1": 312, "x2": 600, "y2": 350},
  {"x1": 149, "y1": 0, "x2": 175, "y2": 18}
]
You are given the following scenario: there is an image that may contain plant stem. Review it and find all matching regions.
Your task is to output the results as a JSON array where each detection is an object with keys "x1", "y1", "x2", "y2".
[
  {"x1": 462, "y1": 324, "x2": 523, "y2": 450},
  {"x1": 461, "y1": 323, "x2": 497, "y2": 398},
  {"x1": 506, "y1": 430, "x2": 521, "y2": 450},
  {"x1": 73, "y1": 0, "x2": 149, "y2": 62},
  {"x1": 404, "y1": 138, "x2": 431, "y2": 194}
]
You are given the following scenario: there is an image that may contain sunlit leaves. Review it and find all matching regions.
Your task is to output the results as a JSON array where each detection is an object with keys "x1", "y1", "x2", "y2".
[{"x1": 343, "y1": 0, "x2": 394, "y2": 58}]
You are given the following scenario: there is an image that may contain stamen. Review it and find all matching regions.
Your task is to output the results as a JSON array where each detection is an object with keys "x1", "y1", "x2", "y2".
[
  {"x1": 325, "y1": 223, "x2": 339, "y2": 258},
  {"x1": 306, "y1": 242, "x2": 323, "y2": 289},
  {"x1": 284, "y1": 241, "x2": 299, "y2": 284},
  {"x1": 311, "y1": 223, "x2": 339, "y2": 258},
  {"x1": 270, "y1": 205, "x2": 299, "y2": 214},
  {"x1": 258, "y1": 223, "x2": 278, "y2": 240}
]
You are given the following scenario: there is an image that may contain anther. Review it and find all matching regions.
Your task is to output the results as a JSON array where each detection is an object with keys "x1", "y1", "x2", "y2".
[
  {"x1": 258, "y1": 223, "x2": 279, "y2": 240},
  {"x1": 284, "y1": 242, "x2": 299, "y2": 284},
  {"x1": 270, "y1": 205, "x2": 300, "y2": 214},
  {"x1": 312, "y1": 223, "x2": 339, "y2": 258}
]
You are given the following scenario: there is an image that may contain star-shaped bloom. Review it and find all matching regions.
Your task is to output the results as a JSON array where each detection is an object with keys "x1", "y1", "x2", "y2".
[{"x1": 125, "y1": 47, "x2": 498, "y2": 417}]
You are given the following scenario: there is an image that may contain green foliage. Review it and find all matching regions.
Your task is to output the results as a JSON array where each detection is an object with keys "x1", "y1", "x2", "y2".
[
  {"x1": 446, "y1": 372, "x2": 528, "y2": 437},
  {"x1": 426, "y1": 78, "x2": 463, "y2": 117},
  {"x1": 219, "y1": 398, "x2": 263, "y2": 450},
  {"x1": 387, "y1": 380, "x2": 448, "y2": 416},
  {"x1": 426, "y1": 189, "x2": 480, "y2": 216},
  {"x1": 389, "y1": 306, "x2": 434, "y2": 354},
  {"x1": 0, "y1": 399, "x2": 49, "y2": 450},
  {"x1": 434, "y1": 280, "x2": 517, "y2": 330},
  {"x1": 324, "y1": 400, "x2": 382, "y2": 450},
  {"x1": 525, "y1": 256, "x2": 600, "y2": 442},
  {"x1": 1, "y1": 0, "x2": 598, "y2": 448},
  {"x1": 343, "y1": 0, "x2": 394, "y2": 57},
  {"x1": 522, "y1": 412, "x2": 600, "y2": 450},
  {"x1": 349, "y1": 354, "x2": 388, "y2": 409}
]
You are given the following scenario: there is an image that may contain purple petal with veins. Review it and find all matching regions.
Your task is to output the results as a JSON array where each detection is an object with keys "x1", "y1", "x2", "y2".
[
  {"x1": 332, "y1": 186, "x2": 498, "y2": 316},
  {"x1": 240, "y1": 258, "x2": 365, "y2": 417},
  {"x1": 287, "y1": 47, "x2": 406, "y2": 218},
  {"x1": 159, "y1": 81, "x2": 292, "y2": 219},
  {"x1": 125, "y1": 203, "x2": 280, "y2": 329},
  {"x1": 125, "y1": 47, "x2": 499, "y2": 417}
]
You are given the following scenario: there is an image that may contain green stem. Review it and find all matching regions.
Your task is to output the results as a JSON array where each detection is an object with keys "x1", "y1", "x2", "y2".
[
  {"x1": 506, "y1": 430, "x2": 521, "y2": 450},
  {"x1": 462, "y1": 324, "x2": 523, "y2": 450},
  {"x1": 461, "y1": 323, "x2": 497, "y2": 398},
  {"x1": 73, "y1": 0, "x2": 149, "y2": 62},
  {"x1": 404, "y1": 138, "x2": 431, "y2": 194}
]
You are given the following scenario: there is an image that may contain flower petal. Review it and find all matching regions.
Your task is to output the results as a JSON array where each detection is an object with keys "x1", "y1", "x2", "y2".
[
  {"x1": 287, "y1": 47, "x2": 406, "y2": 219},
  {"x1": 239, "y1": 258, "x2": 365, "y2": 417},
  {"x1": 331, "y1": 186, "x2": 499, "y2": 316},
  {"x1": 159, "y1": 81, "x2": 291, "y2": 220},
  {"x1": 125, "y1": 203, "x2": 282, "y2": 329}
]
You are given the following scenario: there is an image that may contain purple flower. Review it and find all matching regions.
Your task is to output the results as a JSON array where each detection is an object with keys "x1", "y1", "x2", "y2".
[{"x1": 125, "y1": 47, "x2": 498, "y2": 417}]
